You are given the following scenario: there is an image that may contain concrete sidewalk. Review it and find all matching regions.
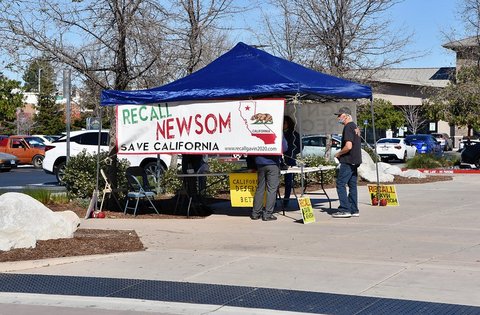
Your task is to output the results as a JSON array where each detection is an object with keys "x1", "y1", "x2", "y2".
[{"x1": 1, "y1": 174, "x2": 479, "y2": 314}]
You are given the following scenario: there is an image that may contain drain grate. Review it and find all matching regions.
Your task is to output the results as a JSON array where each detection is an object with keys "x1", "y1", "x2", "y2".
[{"x1": 0, "y1": 273, "x2": 478, "y2": 314}]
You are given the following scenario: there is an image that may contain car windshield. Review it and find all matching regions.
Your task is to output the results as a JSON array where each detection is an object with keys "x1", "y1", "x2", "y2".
[
  {"x1": 24, "y1": 137, "x2": 45, "y2": 147},
  {"x1": 406, "y1": 135, "x2": 427, "y2": 141},
  {"x1": 378, "y1": 138, "x2": 400, "y2": 144},
  {"x1": 302, "y1": 136, "x2": 326, "y2": 147}
]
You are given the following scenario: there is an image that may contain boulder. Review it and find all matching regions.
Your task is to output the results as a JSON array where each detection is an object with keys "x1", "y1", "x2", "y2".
[
  {"x1": 358, "y1": 150, "x2": 394, "y2": 183},
  {"x1": 399, "y1": 169, "x2": 426, "y2": 179},
  {"x1": 0, "y1": 192, "x2": 80, "y2": 251},
  {"x1": 357, "y1": 150, "x2": 427, "y2": 182}
]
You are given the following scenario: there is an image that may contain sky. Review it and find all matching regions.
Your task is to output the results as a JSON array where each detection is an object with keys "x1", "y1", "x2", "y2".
[
  {"x1": 232, "y1": 0, "x2": 464, "y2": 69},
  {"x1": 385, "y1": 0, "x2": 461, "y2": 68},
  {"x1": 0, "y1": 0, "x2": 466, "y2": 83}
]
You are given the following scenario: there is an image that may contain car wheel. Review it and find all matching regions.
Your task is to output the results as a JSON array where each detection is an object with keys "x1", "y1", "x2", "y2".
[
  {"x1": 55, "y1": 161, "x2": 66, "y2": 184},
  {"x1": 32, "y1": 155, "x2": 44, "y2": 168},
  {"x1": 144, "y1": 161, "x2": 166, "y2": 183},
  {"x1": 475, "y1": 158, "x2": 480, "y2": 169}
]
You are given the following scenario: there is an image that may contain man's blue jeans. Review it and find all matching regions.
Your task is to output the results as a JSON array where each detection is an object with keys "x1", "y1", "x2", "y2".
[
  {"x1": 283, "y1": 173, "x2": 293, "y2": 204},
  {"x1": 336, "y1": 163, "x2": 359, "y2": 213}
]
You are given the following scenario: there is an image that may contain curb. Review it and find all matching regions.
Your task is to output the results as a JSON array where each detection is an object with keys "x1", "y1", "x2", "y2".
[{"x1": 416, "y1": 168, "x2": 480, "y2": 174}]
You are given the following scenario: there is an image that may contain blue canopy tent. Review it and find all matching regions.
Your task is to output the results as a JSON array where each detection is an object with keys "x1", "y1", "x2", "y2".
[
  {"x1": 98, "y1": 42, "x2": 378, "y2": 209},
  {"x1": 101, "y1": 42, "x2": 372, "y2": 105}
]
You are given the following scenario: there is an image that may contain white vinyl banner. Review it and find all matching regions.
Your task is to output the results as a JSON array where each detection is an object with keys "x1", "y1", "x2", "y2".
[{"x1": 116, "y1": 99, "x2": 285, "y2": 155}]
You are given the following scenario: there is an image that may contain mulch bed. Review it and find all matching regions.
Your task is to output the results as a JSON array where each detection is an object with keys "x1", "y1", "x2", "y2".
[{"x1": 0, "y1": 229, "x2": 144, "y2": 262}]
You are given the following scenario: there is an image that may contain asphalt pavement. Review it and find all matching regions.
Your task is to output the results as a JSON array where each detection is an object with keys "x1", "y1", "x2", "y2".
[{"x1": 0, "y1": 174, "x2": 479, "y2": 314}]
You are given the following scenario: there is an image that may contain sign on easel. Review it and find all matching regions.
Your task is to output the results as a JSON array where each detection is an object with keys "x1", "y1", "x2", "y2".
[
  {"x1": 229, "y1": 173, "x2": 258, "y2": 207},
  {"x1": 298, "y1": 196, "x2": 315, "y2": 224},
  {"x1": 84, "y1": 190, "x2": 99, "y2": 219},
  {"x1": 367, "y1": 184, "x2": 399, "y2": 206}
]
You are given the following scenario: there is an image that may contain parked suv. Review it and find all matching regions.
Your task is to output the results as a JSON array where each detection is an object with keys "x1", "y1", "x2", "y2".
[{"x1": 43, "y1": 130, "x2": 173, "y2": 183}]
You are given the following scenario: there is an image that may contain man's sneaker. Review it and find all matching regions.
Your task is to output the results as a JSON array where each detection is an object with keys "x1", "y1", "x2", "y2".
[
  {"x1": 331, "y1": 211, "x2": 352, "y2": 218},
  {"x1": 351, "y1": 212, "x2": 360, "y2": 217},
  {"x1": 262, "y1": 215, "x2": 277, "y2": 221},
  {"x1": 250, "y1": 214, "x2": 261, "y2": 220}
]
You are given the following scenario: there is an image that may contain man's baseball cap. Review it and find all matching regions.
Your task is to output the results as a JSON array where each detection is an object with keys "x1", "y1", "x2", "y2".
[{"x1": 334, "y1": 107, "x2": 351, "y2": 116}]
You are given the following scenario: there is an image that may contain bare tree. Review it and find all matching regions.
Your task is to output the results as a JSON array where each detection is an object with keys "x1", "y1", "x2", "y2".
[
  {"x1": 399, "y1": 105, "x2": 428, "y2": 135},
  {"x1": 273, "y1": 0, "x2": 416, "y2": 76},
  {"x1": 461, "y1": 0, "x2": 480, "y2": 36},
  {"x1": 256, "y1": 0, "x2": 306, "y2": 63},
  {"x1": 165, "y1": 0, "x2": 240, "y2": 75},
  {"x1": 0, "y1": 0, "x2": 175, "y2": 149}
]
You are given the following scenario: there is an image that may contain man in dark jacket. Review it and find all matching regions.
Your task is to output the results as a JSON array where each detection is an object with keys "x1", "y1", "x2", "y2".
[
  {"x1": 332, "y1": 107, "x2": 362, "y2": 218},
  {"x1": 282, "y1": 115, "x2": 301, "y2": 207},
  {"x1": 251, "y1": 136, "x2": 288, "y2": 221}
]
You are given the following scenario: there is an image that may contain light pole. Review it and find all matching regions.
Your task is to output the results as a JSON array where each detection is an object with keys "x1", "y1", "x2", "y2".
[{"x1": 38, "y1": 68, "x2": 42, "y2": 94}]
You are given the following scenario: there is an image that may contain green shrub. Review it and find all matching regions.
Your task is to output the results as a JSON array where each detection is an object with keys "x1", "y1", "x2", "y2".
[
  {"x1": 160, "y1": 166, "x2": 183, "y2": 195},
  {"x1": 204, "y1": 159, "x2": 242, "y2": 196},
  {"x1": 49, "y1": 192, "x2": 70, "y2": 204},
  {"x1": 363, "y1": 146, "x2": 380, "y2": 163},
  {"x1": 62, "y1": 151, "x2": 130, "y2": 199},
  {"x1": 22, "y1": 188, "x2": 52, "y2": 204},
  {"x1": 297, "y1": 155, "x2": 337, "y2": 185},
  {"x1": 405, "y1": 154, "x2": 454, "y2": 169},
  {"x1": 21, "y1": 189, "x2": 70, "y2": 204}
]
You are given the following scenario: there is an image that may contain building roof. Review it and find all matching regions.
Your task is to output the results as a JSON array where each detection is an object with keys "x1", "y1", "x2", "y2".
[
  {"x1": 352, "y1": 67, "x2": 455, "y2": 88},
  {"x1": 443, "y1": 36, "x2": 480, "y2": 50}
]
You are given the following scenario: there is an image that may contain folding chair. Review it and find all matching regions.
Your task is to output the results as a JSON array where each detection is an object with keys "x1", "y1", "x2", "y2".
[
  {"x1": 124, "y1": 166, "x2": 159, "y2": 216},
  {"x1": 99, "y1": 169, "x2": 125, "y2": 212},
  {"x1": 99, "y1": 169, "x2": 112, "y2": 212}
]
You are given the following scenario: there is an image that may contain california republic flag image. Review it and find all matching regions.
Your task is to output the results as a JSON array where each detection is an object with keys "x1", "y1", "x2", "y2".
[{"x1": 238, "y1": 101, "x2": 277, "y2": 145}]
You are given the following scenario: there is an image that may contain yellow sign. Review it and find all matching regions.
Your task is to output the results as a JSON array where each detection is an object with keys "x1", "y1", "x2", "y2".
[
  {"x1": 229, "y1": 173, "x2": 258, "y2": 207},
  {"x1": 367, "y1": 184, "x2": 399, "y2": 206},
  {"x1": 298, "y1": 196, "x2": 315, "y2": 224}
]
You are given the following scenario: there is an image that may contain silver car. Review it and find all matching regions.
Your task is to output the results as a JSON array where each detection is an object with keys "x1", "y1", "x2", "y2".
[
  {"x1": 301, "y1": 135, "x2": 342, "y2": 160},
  {"x1": 0, "y1": 152, "x2": 19, "y2": 172}
]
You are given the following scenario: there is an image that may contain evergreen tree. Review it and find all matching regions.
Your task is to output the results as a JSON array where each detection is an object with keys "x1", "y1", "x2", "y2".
[
  {"x1": 0, "y1": 74, "x2": 23, "y2": 134},
  {"x1": 32, "y1": 94, "x2": 65, "y2": 135},
  {"x1": 358, "y1": 98, "x2": 405, "y2": 131},
  {"x1": 441, "y1": 66, "x2": 480, "y2": 136},
  {"x1": 22, "y1": 57, "x2": 56, "y2": 95}
]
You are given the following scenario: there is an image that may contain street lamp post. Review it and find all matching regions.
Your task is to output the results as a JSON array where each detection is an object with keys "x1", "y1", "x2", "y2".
[{"x1": 38, "y1": 68, "x2": 42, "y2": 94}]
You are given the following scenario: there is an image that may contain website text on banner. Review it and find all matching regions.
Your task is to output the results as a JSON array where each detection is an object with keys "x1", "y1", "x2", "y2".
[{"x1": 116, "y1": 99, "x2": 285, "y2": 155}]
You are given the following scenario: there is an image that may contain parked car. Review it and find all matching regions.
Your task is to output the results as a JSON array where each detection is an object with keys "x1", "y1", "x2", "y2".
[
  {"x1": 0, "y1": 135, "x2": 45, "y2": 168},
  {"x1": 22, "y1": 135, "x2": 48, "y2": 148},
  {"x1": 404, "y1": 134, "x2": 443, "y2": 157},
  {"x1": 0, "y1": 152, "x2": 19, "y2": 172},
  {"x1": 460, "y1": 142, "x2": 480, "y2": 168},
  {"x1": 458, "y1": 138, "x2": 480, "y2": 152},
  {"x1": 43, "y1": 129, "x2": 174, "y2": 183},
  {"x1": 431, "y1": 133, "x2": 453, "y2": 151},
  {"x1": 301, "y1": 134, "x2": 342, "y2": 160},
  {"x1": 33, "y1": 134, "x2": 61, "y2": 145},
  {"x1": 376, "y1": 137, "x2": 417, "y2": 162}
]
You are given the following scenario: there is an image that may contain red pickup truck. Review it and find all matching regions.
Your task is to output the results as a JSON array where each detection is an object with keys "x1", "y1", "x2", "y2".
[{"x1": 0, "y1": 135, "x2": 45, "y2": 168}]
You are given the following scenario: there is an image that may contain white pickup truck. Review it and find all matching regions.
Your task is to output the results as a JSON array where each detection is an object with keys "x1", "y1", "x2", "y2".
[{"x1": 42, "y1": 129, "x2": 174, "y2": 183}]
